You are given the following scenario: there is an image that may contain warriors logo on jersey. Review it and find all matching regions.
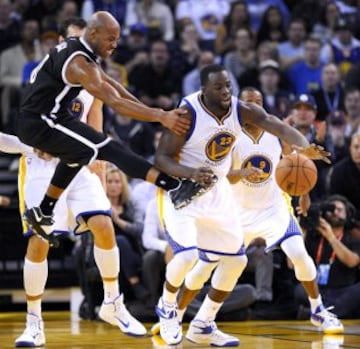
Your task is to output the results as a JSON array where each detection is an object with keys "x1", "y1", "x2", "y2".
[
  {"x1": 242, "y1": 154, "x2": 272, "y2": 185},
  {"x1": 68, "y1": 97, "x2": 84, "y2": 118},
  {"x1": 205, "y1": 131, "x2": 235, "y2": 162}
]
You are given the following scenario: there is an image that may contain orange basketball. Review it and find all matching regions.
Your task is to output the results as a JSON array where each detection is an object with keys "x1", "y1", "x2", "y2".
[{"x1": 275, "y1": 153, "x2": 318, "y2": 196}]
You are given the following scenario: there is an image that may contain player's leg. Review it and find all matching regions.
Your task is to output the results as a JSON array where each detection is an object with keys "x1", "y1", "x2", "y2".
[
  {"x1": 155, "y1": 196, "x2": 199, "y2": 345},
  {"x1": 15, "y1": 236, "x2": 49, "y2": 348},
  {"x1": 281, "y1": 233, "x2": 343, "y2": 333},
  {"x1": 24, "y1": 117, "x2": 207, "y2": 241},
  {"x1": 185, "y1": 253, "x2": 247, "y2": 347},
  {"x1": 84, "y1": 213, "x2": 146, "y2": 336},
  {"x1": 67, "y1": 169, "x2": 146, "y2": 336}
]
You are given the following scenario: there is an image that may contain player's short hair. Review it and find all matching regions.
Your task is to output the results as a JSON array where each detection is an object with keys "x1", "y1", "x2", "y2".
[
  {"x1": 200, "y1": 64, "x2": 226, "y2": 86},
  {"x1": 58, "y1": 17, "x2": 87, "y2": 39}
]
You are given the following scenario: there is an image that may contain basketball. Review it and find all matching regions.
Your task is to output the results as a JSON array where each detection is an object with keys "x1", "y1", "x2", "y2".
[{"x1": 275, "y1": 153, "x2": 318, "y2": 196}]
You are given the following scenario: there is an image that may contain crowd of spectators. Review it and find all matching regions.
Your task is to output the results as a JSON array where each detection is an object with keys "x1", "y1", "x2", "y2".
[{"x1": 0, "y1": 0, "x2": 360, "y2": 321}]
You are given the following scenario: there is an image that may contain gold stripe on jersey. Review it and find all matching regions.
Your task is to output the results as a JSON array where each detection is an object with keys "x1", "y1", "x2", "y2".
[
  {"x1": 242, "y1": 128, "x2": 265, "y2": 144},
  {"x1": 156, "y1": 188, "x2": 166, "y2": 231},
  {"x1": 18, "y1": 155, "x2": 28, "y2": 234},
  {"x1": 198, "y1": 94, "x2": 232, "y2": 125}
]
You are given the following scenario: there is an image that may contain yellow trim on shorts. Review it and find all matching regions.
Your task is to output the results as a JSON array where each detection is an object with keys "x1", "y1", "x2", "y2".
[
  {"x1": 18, "y1": 155, "x2": 28, "y2": 234},
  {"x1": 156, "y1": 188, "x2": 165, "y2": 231},
  {"x1": 282, "y1": 191, "x2": 303, "y2": 232}
]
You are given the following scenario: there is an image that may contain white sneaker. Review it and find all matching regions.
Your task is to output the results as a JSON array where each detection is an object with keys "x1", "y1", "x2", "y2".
[
  {"x1": 15, "y1": 313, "x2": 45, "y2": 347},
  {"x1": 98, "y1": 294, "x2": 147, "y2": 336},
  {"x1": 155, "y1": 297, "x2": 182, "y2": 345},
  {"x1": 186, "y1": 319, "x2": 240, "y2": 347},
  {"x1": 310, "y1": 305, "x2": 344, "y2": 334}
]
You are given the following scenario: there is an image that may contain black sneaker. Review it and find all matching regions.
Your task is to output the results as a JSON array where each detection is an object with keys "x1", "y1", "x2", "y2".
[
  {"x1": 169, "y1": 175, "x2": 218, "y2": 209},
  {"x1": 23, "y1": 207, "x2": 59, "y2": 247}
]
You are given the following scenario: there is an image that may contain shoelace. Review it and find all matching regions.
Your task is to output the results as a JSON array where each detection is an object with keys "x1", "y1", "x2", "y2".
[{"x1": 319, "y1": 306, "x2": 337, "y2": 318}]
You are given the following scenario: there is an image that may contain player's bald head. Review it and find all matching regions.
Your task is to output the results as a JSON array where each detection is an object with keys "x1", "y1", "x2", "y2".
[
  {"x1": 84, "y1": 11, "x2": 120, "y2": 59},
  {"x1": 87, "y1": 11, "x2": 120, "y2": 31}
]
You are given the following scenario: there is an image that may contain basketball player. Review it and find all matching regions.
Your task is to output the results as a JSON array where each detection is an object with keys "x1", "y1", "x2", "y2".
[
  {"x1": 153, "y1": 65, "x2": 330, "y2": 346},
  {"x1": 228, "y1": 87, "x2": 342, "y2": 333},
  {"x1": 7, "y1": 18, "x2": 145, "y2": 347},
  {"x1": 16, "y1": 11, "x2": 209, "y2": 246}
]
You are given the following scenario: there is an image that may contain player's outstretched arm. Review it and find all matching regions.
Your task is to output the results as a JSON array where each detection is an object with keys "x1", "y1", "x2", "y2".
[
  {"x1": 241, "y1": 102, "x2": 309, "y2": 148},
  {"x1": 66, "y1": 56, "x2": 190, "y2": 135}
]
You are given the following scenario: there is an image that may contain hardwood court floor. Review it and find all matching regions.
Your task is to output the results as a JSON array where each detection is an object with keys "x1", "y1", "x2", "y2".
[{"x1": 1, "y1": 311, "x2": 359, "y2": 348}]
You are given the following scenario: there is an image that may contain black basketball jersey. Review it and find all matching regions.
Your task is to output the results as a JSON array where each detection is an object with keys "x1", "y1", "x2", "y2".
[{"x1": 20, "y1": 37, "x2": 99, "y2": 119}]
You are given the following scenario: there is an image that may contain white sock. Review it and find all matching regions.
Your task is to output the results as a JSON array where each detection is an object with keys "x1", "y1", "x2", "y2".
[
  {"x1": 93, "y1": 245, "x2": 120, "y2": 302},
  {"x1": 309, "y1": 295, "x2": 323, "y2": 313},
  {"x1": 194, "y1": 295, "x2": 223, "y2": 323},
  {"x1": 24, "y1": 258, "x2": 48, "y2": 318},
  {"x1": 27, "y1": 300, "x2": 42, "y2": 317},
  {"x1": 162, "y1": 284, "x2": 177, "y2": 304},
  {"x1": 178, "y1": 307, "x2": 186, "y2": 322}
]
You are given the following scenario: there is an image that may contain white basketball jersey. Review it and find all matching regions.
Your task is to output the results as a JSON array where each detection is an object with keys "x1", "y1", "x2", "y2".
[
  {"x1": 69, "y1": 89, "x2": 94, "y2": 123},
  {"x1": 179, "y1": 92, "x2": 242, "y2": 178},
  {"x1": 232, "y1": 130, "x2": 288, "y2": 209}
]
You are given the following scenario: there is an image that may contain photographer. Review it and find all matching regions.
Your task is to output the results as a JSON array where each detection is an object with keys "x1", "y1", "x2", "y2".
[{"x1": 296, "y1": 195, "x2": 360, "y2": 318}]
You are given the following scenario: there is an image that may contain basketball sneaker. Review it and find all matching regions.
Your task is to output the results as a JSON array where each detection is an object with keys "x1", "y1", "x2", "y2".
[
  {"x1": 155, "y1": 297, "x2": 182, "y2": 345},
  {"x1": 15, "y1": 313, "x2": 45, "y2": 347},
  {"x1": 186, "y1": 319, "x2": 240, "y2": 347},
  {"x1": 169, "y1": 175, "x2": 218, "y2": 209},
  {"x1": 310, "y1": 305, "x2": 344, "y2": 334},
  {"x1": 23, "y1": 207, "x2": 59, "y2": 247},
  {"x1": 98, "y1": 294, "x2": 147, "y2": 336}
]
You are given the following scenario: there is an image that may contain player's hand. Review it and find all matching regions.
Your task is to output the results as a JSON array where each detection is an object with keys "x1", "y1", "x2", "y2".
[
  {"x1": 161, "y1": 109, "x2": 191, "y2": 136},
  {"x1": 0, "y1": 195, "x2": 10, "y2": 207},
  {"x1": 33, "y1": 148, "x2": 53, "y2": 161},
  {"x1": 191, "y1": 167, "x2": 216, "y2": 188},
  {"x1": 292, "y1": 144, "x2": 331, "y2": 164},
  {"x1": 296, "y1": 194, "x2": 311, "y2": 216},
  {"x1": 240, "y1": 167, "x2": 264, "y2": 181}
]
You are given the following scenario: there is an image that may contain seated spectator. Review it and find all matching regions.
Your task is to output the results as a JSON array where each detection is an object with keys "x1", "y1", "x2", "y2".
[
  {"x1": 0, "y1": 19, "x2": 41, "y2": 132},
  {"x1": 223, "y1": 28, "x2": 256, "y2": 81},
  {"x1": 175, "y1": 0, "x2": 230, "y2": 51},
  {"x1": 344, "y1": 87, "x2": 360, "y2": 137},
  {"x1": 142, "y1": 196, "x2": 170, "y2": 306},
  {"x1": 327, "y1": 132, "x2": 360, "y2": 210},
  {"x1": 57, "y1": 0, "x2": 79, "y2": 24},
  {"x1": 296, "y1": 195, "x2": 360, "y2": 319},
  {"x1": 112, "y1": 23, "x2": 149, "y2": 76},
  {"x1": 327, "y1": 111, "x2": 349, "y2": 162},
  {"x1": 239, "y1": 40, "x2": 290, "y2": 90},
  {"x1": 312, "y1": 63, "x2": 345, "y2": 121},
  {"x1": 286, "y1": 37, "x2": 324, "y2": 94},
  {"x1": 245, "y1": 238, "x2": 274, "y2": 303},
  {"x1": 289, "y1": 0, "x2": 323, "y2": 34},
  {"x1": 81, "y1": 0, "x2": 128, "y2": 27},
  {"x1": 245, "y1": 0, "x2": 290, "y2": 33},
  {"x1": 106, "y1": 167, "x2": 148, "y2": 302},
  {"x1": 321, "y1": 16, "x2": 360, "y2": 78},
  {"x1": 312, "y1": 1, "x2": 341, "y2": 45},
  {"x1": 256, "y1": 5, "x2": 287, "y2": 47},
  {"x1": 129, "y1": 40, "x2": 182, "y2": 110},
  {"x1": 278, "y1": 18, "x2": 307, "y2": 71},
  {"x1": 285, "y1": 94, "x2": 335, "y2": 201},
  {"x1": 183, "y1": 50, "x2": 239, "y2": 97},
  {"x1": 168, "y1": 23, "x2": 202, "y2": 77},
  {"x1": 215, "y1": 0, "x2": 251, "y2": 56},
  {"x1": 258, "y1": 59, "x2": 292, "y2": 119},
  {"x1": 0, "y1": 0, "x2": 22, "y2": 54},
  {"x1": 125, "y1": 0, "x2": 174, "y2": 42},
  {"x1": 22, "y1": 30, "x2": 59, "y2": 85}
]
